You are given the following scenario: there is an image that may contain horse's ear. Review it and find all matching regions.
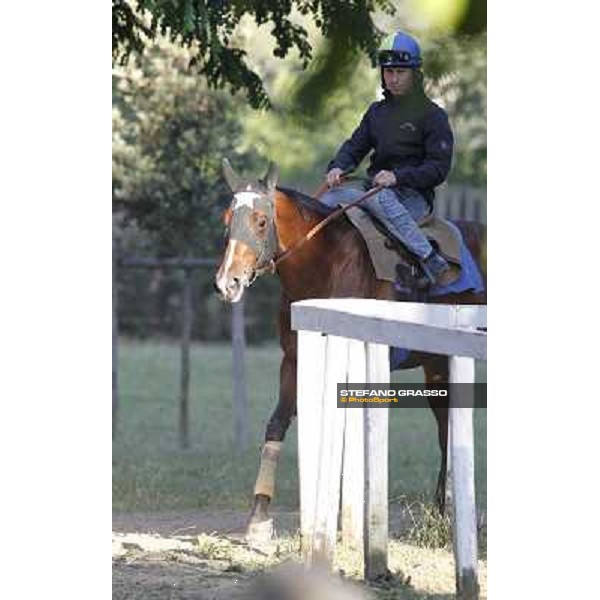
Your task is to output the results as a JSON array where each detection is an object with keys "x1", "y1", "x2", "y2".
[
  {"x1": 222, "y1": 158, "x2": 241, "y2": 192},
  {"x1": 263, "y1": 161, "x2": 279, "y2": 191}
]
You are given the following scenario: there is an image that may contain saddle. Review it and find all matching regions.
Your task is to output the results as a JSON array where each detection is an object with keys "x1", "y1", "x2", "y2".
[{"x1": 344, "y1": 206, "x2": 462, "y2": 286}]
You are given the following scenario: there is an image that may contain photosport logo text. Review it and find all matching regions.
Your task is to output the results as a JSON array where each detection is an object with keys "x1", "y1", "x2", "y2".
[{"x1": 336, "y1": 383, "x2": 486, "y2": 408}]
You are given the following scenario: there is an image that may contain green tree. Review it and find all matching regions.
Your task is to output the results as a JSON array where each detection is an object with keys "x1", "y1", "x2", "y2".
[
  {"x1": 423, "y1": 34, "x2": 486, "y2": 185},
  {"x1": 240, "y1": 50, "x2": 379, "y2": 191},
  {"x1": 113, "y1": 36, "x2": 261, "y2": 255},
  {"x1": 112, "y1": 0, "x2": 395, "y2": 108}
]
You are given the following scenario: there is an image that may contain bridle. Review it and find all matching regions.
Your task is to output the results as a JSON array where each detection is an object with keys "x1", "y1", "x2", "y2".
[{"x1": 228, "y1": 176, "x2": 384, "y2": 279}]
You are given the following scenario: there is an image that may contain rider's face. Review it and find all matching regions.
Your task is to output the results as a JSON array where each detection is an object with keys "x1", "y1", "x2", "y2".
[{"x1": 383, "y1": 67, "x2": 414, "y2": 96}]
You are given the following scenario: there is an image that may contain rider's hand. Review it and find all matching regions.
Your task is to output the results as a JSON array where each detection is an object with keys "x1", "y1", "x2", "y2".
[
  {"x1": 326, "y1": 167, "x2": 345, "y2": 188},
  {"x1": 373, "y1": 170, "x2": 397, "y2": 187}
]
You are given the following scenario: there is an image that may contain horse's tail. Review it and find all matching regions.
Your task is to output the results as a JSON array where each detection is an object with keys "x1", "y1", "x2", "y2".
[{"x1": 453, "y1": 219, "x2": 487, "y2": 283}]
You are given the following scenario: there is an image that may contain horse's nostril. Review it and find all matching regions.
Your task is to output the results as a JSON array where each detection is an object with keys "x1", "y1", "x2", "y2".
[{"x1": 213, "y1": 282, "x2": 221, "y2": 294}]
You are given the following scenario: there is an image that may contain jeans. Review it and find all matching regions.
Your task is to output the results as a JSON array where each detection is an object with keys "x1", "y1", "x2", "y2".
[{"x1": 320, "y1": 185, "x2": 433, "y2": 259}]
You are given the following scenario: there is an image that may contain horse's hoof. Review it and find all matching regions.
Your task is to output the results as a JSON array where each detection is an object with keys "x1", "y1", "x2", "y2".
[{"x1": 245, "y1": 518, "x2": 274, "y2": 545}]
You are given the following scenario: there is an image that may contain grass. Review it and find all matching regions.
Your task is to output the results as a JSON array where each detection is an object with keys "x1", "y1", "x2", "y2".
[
  {"x1": 405, "y1": 501, "x2": 453, "y2": 550},
  {"x1": 113, "y1": 339, "x2": 486, "y2": 515}
]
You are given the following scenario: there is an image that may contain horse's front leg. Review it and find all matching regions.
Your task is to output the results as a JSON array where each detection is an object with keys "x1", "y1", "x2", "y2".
[
  {"x1": 246, "y1": 345, "x2": 297, "y2": 540},
  {"x1": 423, "y1": 355, "x2": 450, "y2": 513}
]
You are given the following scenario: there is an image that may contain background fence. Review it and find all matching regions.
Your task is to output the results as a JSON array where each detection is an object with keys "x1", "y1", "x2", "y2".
[
  {"x1": 435, "y1": 184, "x2": 487, "y2": 223},
  {"x1": 112, "y1": 251, "x2": 249, "y2": 448}
]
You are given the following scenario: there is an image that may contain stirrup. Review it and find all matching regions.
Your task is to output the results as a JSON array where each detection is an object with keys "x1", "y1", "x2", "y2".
[
  {"x1": 415, "y1": 271, "x2": 434, "y2": 290},
  {"x1": 418, "y1": 253, "x2": 453, "y2": 288},
  {"x1": 414, "y1": 259, "x2": 436, "y2": 289}
]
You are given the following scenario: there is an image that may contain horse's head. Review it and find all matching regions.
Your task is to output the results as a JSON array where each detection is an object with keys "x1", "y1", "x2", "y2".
[{"x1": 215, "y1": 159, "x2": 279, "y2": 302}]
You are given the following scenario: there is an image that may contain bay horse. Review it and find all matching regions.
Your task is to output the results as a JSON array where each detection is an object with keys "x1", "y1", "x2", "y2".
[{"x1": 214, "y1": 160, "x2": 486, "y2": 538}]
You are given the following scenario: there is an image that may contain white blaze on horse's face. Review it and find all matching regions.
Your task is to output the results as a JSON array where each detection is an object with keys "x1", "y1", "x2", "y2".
[
  {"x1": 232, "y1": 191, "x2": 260, "y2": 211},
  {"x1": 215, "y1": 190, "x2": 265, "y2": 303}
]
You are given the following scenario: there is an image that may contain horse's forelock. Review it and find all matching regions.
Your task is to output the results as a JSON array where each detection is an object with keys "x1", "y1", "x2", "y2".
[{"x1": 239, "y1": 181, "x2": 268, "y2": 195}]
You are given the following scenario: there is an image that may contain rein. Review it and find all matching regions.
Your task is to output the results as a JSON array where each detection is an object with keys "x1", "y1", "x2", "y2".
[
  {"x1": 265, "y1": 183, "x2": 384, "y2": 271},
  {"x1": 311, "y1": 173, "x2": 370, "y2": 200}
]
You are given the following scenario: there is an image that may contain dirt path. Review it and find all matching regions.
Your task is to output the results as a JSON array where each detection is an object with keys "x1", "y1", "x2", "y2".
[
  {"x1": 113, "y1": 509, "x2": 486, "y2": 599},
  {"x1": 113, "y1": 509, "x2": 297, "y2": 538},
  {"x1": 113, "y1": 505, "x2": 421, "y2": 539},
  {"x1": 113, "y1": 510, "x2": 299, "y2": 600}
]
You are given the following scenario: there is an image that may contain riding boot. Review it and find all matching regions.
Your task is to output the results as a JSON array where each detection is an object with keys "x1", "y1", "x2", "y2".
[{"x1": 416, "y1": 251, "x2": 454, "y2": 289}]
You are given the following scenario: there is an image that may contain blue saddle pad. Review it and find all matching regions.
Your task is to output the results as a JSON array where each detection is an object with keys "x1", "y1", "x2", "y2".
[{"x1": 390, "y1": 222, "x2": 485, "y2": 371}]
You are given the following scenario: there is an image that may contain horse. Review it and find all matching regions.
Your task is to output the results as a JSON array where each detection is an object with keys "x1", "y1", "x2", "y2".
[{"x1": 214, "y1": 160, "x2": 486, "y2": 539}]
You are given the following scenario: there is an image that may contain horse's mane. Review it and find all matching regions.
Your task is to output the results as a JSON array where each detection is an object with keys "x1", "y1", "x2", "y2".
[{"x1": 276, "y1": 186, "x2": 336, "y2": 218}]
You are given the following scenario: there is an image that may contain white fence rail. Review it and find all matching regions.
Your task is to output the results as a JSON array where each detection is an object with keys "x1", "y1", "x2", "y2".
[{"x1": 292, "y1": 298, "x2": 486, "y2": 600}]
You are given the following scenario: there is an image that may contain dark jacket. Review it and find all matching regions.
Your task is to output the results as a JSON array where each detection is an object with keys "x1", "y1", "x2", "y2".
[{"x1": 328, "y1": 85, "x2": 454, "y2": 205}]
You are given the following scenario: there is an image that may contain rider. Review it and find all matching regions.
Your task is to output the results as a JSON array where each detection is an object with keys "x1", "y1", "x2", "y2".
[{"x1": 321, "y1": 30, "x2": 454, "y2": 287}]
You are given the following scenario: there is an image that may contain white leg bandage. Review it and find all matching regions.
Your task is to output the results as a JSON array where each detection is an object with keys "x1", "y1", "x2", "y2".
[{"x1": 253, "y1": 441, "x2": 283, "y2": 498}]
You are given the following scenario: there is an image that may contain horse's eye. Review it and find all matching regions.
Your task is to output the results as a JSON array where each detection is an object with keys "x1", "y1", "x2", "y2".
[{"x1": 257, "y1": 216, "x2": 268, "y2": 229}]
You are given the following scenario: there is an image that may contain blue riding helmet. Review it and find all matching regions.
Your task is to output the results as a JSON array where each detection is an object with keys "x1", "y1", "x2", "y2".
[{"x1": 378, "y1": 31, "x2": 422, "y2": 69}]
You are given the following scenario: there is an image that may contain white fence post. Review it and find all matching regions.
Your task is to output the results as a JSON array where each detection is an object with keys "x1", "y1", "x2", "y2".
[
  {"x1": 449, "y1": 355, "x2": 479, "y2": 600},
  {"x1": 363, "y1": 342, "x2": 390, "y2": 580},
  {"x1": 341, "y1": 340, "x2": 366, "y2": 553},
  {"x1": 297, "y1": 329, "x2": 326, "y2": 563},
  {"x1": 311, "y1": 335, "x2": 349, "y2": 567},
  {"x1": 297, "y1": 332, "x2": 348, "y2": 568}
]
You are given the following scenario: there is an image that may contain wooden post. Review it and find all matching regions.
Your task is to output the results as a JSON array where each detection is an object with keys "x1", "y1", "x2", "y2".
[
  {"x1": 112, "y1": 239, "x2": 119, "y2": 440},
  {"x1": 451, "y1": 187, "x2": 461, "y2": 219},
  {"x1": 459, "y1": 186, "x2": 468, "y2": 220},
  {"x1": 341, "y1": 340, "x2": 366, "y2": 553},
  {"x1": 445, "y1": 422, "x2": 454, "y2": 518},
  {"x1": 474, "y1": 195, "x2": 482, "y2": 224},
  {"x1": 231, "y1": 298, "x2": 249, "y2": 450},
  {"x1": 442, "y1": 187, "x2": 452, "y2": 219},
  {"x1": 310, "y1": 335, "x2": 349, "y2": 567},
  {"x1": 363, "y1": 342, "x2": 389, "y2": 581},
  {"x1": 436, "y1": 188, "x2": 448, "y2": 219},
  {"x1": 449, "y1": 355, "x2": 479, "y2": 600},
  {"x1": 463, "y1": 187, "x2": 473, "y2": 221},
  {"x1": 297, "y1": 329, "x2": 327, "y2": 563},
  {"x1": 179, "y1": 268, "x2": 193, "y2": 449}
]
